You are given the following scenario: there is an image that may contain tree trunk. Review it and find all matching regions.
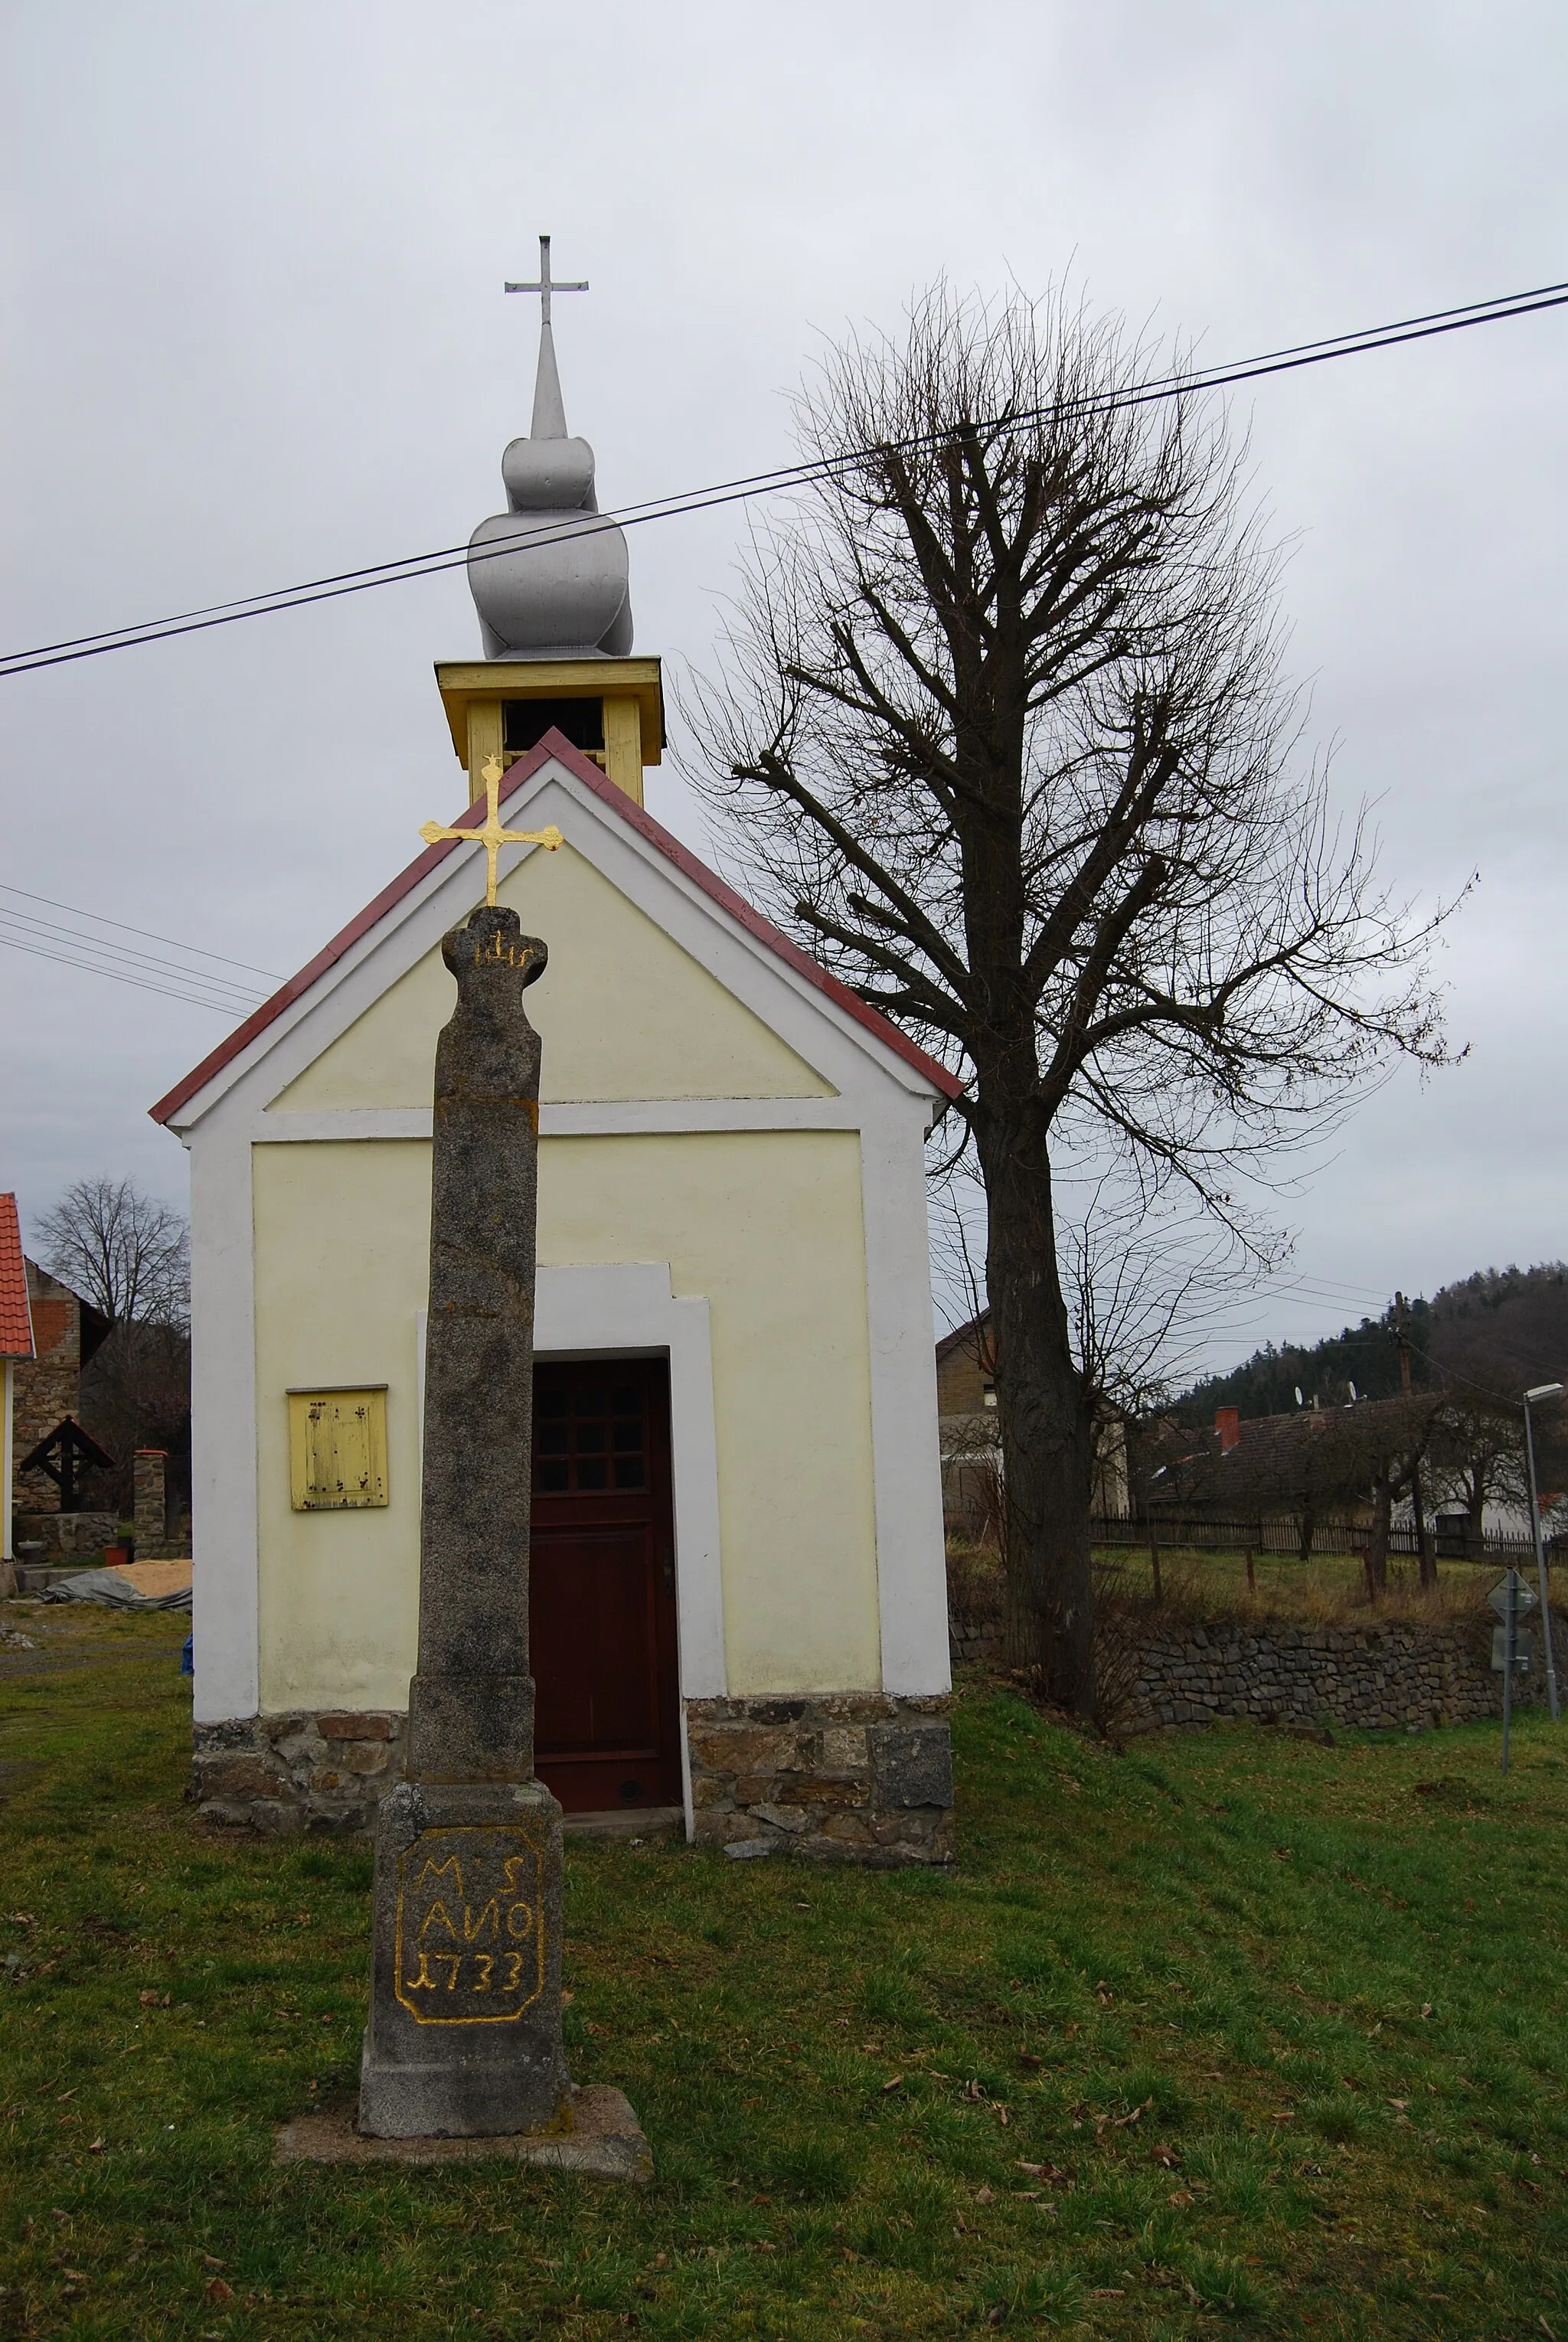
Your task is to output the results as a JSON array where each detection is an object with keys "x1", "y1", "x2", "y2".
[
  {"x1": 977, "y1": 1104, "x2": 1096, "y2": 1717},
  {"x1": 1412, "y1": 1459, "x2": 1437, "y2": 1589},
  {"x1": 1367, "y1": 1477, "x2": 1391, "y2": 1593},
  {"x1": 1466, "y1": 1484, "x2": 1485, "y2": 1557}
]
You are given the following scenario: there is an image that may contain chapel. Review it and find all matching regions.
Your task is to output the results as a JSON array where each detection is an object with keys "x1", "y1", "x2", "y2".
[{"x1": 154, "y1": 250, "x2": 957, "y2": 1863}]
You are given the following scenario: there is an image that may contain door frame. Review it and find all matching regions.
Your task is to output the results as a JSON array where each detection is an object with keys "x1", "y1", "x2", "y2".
[{"x1": 532, "y1": 1263, "x2": 726, "y2": 1842}]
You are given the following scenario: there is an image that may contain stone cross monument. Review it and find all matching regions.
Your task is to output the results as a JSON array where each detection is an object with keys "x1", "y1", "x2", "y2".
[{"x1": 358, "y1": 899, "x2": 570, "y2": 2138}]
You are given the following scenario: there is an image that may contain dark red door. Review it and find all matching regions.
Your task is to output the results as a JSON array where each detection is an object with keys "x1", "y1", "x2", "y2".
[{"x1": 530, "y1": 1357, "x2": 682, "y2": 1814}]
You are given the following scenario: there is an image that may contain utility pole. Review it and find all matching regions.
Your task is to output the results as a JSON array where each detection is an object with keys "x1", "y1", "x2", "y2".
[{"x1": 1395, "y1": 1293, "x2": 1436, "y2": 1588}]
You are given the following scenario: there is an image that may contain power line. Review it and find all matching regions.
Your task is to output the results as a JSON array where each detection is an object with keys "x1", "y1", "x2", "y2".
[
  {"x1": 0, "y1": 881, "x2": 281, "y2": 1016},
  {"x1": 0, "y1": 931, "x2": 265, "y2": 1017},
  {"x1": 3, "y1": 273, "x2": 1565, "y2": 681},
  {"x1": 0, "y1": 882, "x2": 284, "y2": 979},
  {"x1": 0, "y1": 908, "x2": 269, "y2": 1006}
]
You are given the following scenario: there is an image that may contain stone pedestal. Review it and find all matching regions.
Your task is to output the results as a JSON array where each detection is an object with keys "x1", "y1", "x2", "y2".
[{"x1": 358, "y1": 1779, "x2": 569, "y2": 2138}]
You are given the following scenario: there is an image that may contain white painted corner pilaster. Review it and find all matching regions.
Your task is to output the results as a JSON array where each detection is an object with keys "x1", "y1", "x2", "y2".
[
  {"x1": 860, "y1": 1106, "x2": 952, "y2": 1696},
  {"x1": 189, "y1": 1129, "x2": 260, "y2": 1723}
]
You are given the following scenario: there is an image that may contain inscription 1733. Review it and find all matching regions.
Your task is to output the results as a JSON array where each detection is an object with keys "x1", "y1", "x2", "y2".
[{"x1": 394, "y1": 1825, "x2": 547, "y2": 2025}]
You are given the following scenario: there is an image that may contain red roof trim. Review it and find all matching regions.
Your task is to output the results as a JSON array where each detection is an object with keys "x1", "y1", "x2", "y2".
[
  {"x1": 150, "y1": 729, "x2": 964, "y2": 1127},
  {"x1": 0, "y1": 1193, "x2": 35, "y2": 1360}
]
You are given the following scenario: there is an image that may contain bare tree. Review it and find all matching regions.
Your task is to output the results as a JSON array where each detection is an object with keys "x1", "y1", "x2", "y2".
[
  {"x1": 688, "y1": 283, "x2": 1455, "y2": 1716},
  {"x1": 1426, "y1": 1396, "x2": 1525, "y2": 1542},
  {"x1": 34, "y1": 1176, "x2": 189, "y2": 1328},
  {"x1": 1348, "y1": 1394, "x2": 1446, "y2": 1592}
]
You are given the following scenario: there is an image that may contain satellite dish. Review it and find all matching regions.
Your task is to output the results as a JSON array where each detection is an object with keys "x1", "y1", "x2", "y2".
[
  {"x1": 1295, "y1": 1386, "x2": 1304, "y2": 1406},
  {"x1": 1348, "y1": 1380, "x2": 1358, "y2": 1402}
]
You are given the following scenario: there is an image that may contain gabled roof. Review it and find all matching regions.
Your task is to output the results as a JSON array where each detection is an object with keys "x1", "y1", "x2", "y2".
[
  {"x1": 0, "y1": 1194, "x2": 34, "y2": 1360},
  {"x1": 936, "y1": 1308, "x2": 991, "y2": 1367},
  {"x1": 150, "y1": 729, "x2": 964, "y2": 1128}
]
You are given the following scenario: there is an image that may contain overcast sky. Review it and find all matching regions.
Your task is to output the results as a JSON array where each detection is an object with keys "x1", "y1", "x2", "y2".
[{"x1": 3, "y1": 0, "x2": 1565, "y2": 1373}]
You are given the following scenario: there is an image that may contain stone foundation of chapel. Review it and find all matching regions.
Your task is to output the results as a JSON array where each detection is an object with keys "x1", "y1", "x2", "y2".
[{"x1": 189, "y1": 1694, "x2": 955, "y2": 1867}]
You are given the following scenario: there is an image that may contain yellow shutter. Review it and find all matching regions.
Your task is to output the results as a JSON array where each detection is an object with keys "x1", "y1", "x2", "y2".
[{"x1": 287, "y1": 1387, "x2": 389, "y2": 1511}]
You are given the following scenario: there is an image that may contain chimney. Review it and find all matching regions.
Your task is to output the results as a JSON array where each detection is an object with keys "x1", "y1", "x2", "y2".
[{"x1": 1215, "y1": 1407, "x2": 1240, "y2": 1454}]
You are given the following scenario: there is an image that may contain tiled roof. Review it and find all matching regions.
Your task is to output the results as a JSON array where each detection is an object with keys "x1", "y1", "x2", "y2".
[
  {"x1": 0, "y1": 1194, "x2": 34, "y2": 1359},
  {"x1": 150, "y1": 730, "x2": 965, "y2": 1127}
]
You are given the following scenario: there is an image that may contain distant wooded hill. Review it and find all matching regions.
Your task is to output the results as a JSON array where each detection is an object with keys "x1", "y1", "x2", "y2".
[{"x1": 1177, "y1": 1263, "x2": 1568, "y2": 1422}]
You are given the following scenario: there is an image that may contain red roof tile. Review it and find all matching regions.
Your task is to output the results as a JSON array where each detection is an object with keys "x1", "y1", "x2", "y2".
[
  {"x1": 0, "y1": 1194, "x2": 34, "y2": 1359},
  {"x1": 150, "y1": 730, "x2": 965, "y2": 1125}
]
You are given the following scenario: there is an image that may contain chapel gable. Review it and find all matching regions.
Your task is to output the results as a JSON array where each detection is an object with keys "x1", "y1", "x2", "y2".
[{"x1": 270, "y1": 838, "x2": 838, "y2": 1114}]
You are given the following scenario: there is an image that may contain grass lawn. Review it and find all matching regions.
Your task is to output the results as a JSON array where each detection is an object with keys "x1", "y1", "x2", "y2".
[
  {"x1": 2, "y1": 1608, "x2": 1566, "y2": 2339},
  {"x1": 1084, "y1": 1547, "x2": 1502, "y2": 1624}
]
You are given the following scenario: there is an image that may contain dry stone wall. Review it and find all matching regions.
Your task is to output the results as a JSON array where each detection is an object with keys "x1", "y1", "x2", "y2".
[
  {"x1": 954, "y1": 1612, "x2": 1542, "y2": 1733},
  {"x1": 1118, "y1": 1618, "x2": 1542, "y2": 1733}
]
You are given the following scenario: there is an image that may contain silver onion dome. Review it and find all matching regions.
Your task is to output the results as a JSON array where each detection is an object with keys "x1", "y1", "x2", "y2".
[{"x1": 467, "y1": 251, "x2": 632, "y2": 661}]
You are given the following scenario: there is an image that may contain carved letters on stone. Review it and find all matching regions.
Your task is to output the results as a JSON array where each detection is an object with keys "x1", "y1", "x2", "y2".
[{"x1": 393, "y1": 1826, "x2": 546, "y2": 2025}]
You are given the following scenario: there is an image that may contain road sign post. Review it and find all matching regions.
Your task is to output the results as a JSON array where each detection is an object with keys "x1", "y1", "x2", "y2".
[
  {"x1": 1489, "y1": 1569, "x2": 1539, "y2": 1774},
  {"x1": 1522, "y1": 1383, "x2": 1563, "y2": 1723}
]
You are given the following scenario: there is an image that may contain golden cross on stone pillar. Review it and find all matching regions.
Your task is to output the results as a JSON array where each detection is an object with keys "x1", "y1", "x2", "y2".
[{"x1": 420, "y1": 756, "x2": 564, "y2": 905}]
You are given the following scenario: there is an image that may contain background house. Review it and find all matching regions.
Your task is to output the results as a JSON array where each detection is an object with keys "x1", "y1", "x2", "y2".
[
  {"x1": 3, "y1": 1222, "x2": 119, "y2": 1564},
  {"x1": 936, "y1": 1305, "x2": 1129, "y2": 1534}
]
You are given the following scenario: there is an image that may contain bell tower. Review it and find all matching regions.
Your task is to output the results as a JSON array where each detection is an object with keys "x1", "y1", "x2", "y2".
[{"x1": 435, "y1": 237, "x2": 663, "y2": 808}]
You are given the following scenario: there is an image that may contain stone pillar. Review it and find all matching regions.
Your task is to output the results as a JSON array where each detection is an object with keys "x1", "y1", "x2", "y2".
[
  {"x1": 358, "y1": 903, "x2": 570, "y2": 2141},
  {"x1": 133, "y1": 1449, "x2": 167, "y2": 1557}
]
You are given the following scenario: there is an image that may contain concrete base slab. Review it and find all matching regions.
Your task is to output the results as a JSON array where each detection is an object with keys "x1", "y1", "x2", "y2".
[
  {"x1": 562, "y1": 1805, "x2": 682, "y2": 1842},
  {"x1": 276, "y1": 2084, "x2": 652, "y2": 2180}
]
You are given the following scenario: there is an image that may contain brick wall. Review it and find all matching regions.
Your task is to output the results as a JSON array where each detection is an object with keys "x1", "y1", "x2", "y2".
[{"x1": 936, "y1": 1339, "x2": 992, "y2": 1416}]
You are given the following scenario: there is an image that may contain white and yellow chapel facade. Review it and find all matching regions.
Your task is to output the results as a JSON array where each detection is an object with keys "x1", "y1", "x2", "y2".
[{"x1": 154, "y1": 258, "x2": 958, "y2": 1863}]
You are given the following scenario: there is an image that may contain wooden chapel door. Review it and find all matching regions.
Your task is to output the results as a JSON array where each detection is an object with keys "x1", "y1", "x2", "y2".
[{"x1": 529, "y1": 1357, "x2": 683, "y2": 1813}]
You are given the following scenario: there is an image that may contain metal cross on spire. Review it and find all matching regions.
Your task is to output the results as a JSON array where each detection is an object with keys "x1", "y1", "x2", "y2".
[{"x1": 504, "y1": 235, "x2": 588, "y2": 328}]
